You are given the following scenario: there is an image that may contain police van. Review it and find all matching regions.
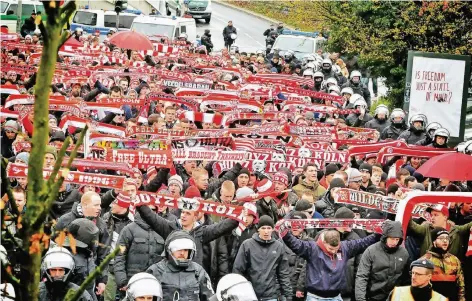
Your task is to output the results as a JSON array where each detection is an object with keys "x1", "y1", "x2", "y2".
[
  {"x1": 165, "y1": 0, "x2": 212, "y2": 23},
  {"x1": 131, "y1": 15, "x2": 197, "y2": 42},
  {"x1": 70, "y1": 9, "x2": 140, "y2": 36},
  {"x1": 271, "y1": 29, "x2": 326, "y2": 60},
  {"x1": 0, "y1": 0, "x2": 44, "y2": 31}
]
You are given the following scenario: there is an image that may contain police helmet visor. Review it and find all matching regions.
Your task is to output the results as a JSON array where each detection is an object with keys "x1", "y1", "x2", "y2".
[{"x1": 222, "y1": 282, "x2": 258, "y2": 301}]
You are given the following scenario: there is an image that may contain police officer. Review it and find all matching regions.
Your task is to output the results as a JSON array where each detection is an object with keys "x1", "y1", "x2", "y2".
[
  {"x1": 342, "y1": 70, "x2": 372, "y2": 108},
  {"x1": 380, "y1": 108, "x2": 408, "y2": 140},
  {"x1": 210, "y1": 274, "x2": 258, "y2": 301},
  {"x1": 387, "y1": 259, "x2": 447, "y2": 301},
  {"x1": 146, "y1": 231, "x2": 214, "y2": 301},
  {"x1": 124, "y1": 273, "x2": 163, "y2": 301},
  {"x1": 398, "y1": 114, "x2": 428, "y2": 145},
  {"x1": 201, "y1": 29, "x2": 214, "y2": 53},
  {"x1": 39, "y1": 247, "x2": 93, "y2": 301}
]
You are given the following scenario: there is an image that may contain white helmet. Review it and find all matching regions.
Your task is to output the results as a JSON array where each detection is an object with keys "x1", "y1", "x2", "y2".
[
  {"x1": 215, "y1": 274, "x2": 258, "y2": 301},
  {"x1": 313, "y1": 71, "x2": 324, "y2": 82},
  {"x1": 179, "y1": 33, "x2": 188, "y2": 40},
  {"x1": 0, "y1": 245, "x2": 8, "y2": 266},
  {"x1": 350, "y1": 70, "x2": 362, "y2": 83},
  {"x1": 332, "y1": 64, "x2": 342, "y2": 76},
  {"x1": 433, "y1": 128, "x2": 450, "y2": 140},
  {"x1": 324, "y1": 77, "x2": 338, "y2": 87},
  {"x1": 305, "y1": 62, "x2": 316, "y2": 70},
  {"x1": 341, "y1": 87, "x2": 354, "y2": 96},
  {"x1": 390, "y1": 108, "x2": 406, "y2": 123},
  {"x1": 409, "y1": 114, "x2": 428, "y2": 130},
  {"x1": 126, "y1": 273, "x2": 163, "y2": 301},
  {"x1": 321, "y1": 58, "x2": 332, "y2": 71},
  {"x1": 328, "y1": 85, "x2": 340, "y2": 95},
  {"x1": 41, "y1": 247, "x2": 75, "y2": 283},
  {"x1": 303, "y1": 69, "x2": 314, "y2": 77},
  {"x1": 230, "y1": 33, "x2": 237, "y2": 40},
  {"x1": 456, "y1": 140, "x2": 472, "y2": 155},
  {"x1": 165, "y1": 231, "x2": 196, "y2": 268},
  {"x1": 374, "y1": 104, "x2": 389, "y2": 118},
  {"x1": 303, "y1": 54, "x2": 315, "y2": 64},
  {"x1": 426, "y1": 122, "x2": 442, "y2": 139},
  {"x1": 352, "y1": 96, "x2": 368, "y2": 109},
  {"x1": 349, "y1": 93, "x2": 364, "y2": 105},
  {"x1": 76, "y1": 27, "x2": 83, "y2": 33}
]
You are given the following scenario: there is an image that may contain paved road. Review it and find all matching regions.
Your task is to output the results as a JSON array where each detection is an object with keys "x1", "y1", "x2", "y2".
[{"x1": 194, "y1": 2, "x2": 271, "y2": 53}]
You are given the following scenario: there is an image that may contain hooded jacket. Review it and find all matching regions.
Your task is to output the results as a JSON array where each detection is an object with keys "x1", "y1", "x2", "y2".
[
  {"x1": 293, "y1": 177, "x2": 326, "y2": 201},
  {"x1": 355, "y1": 221, "x2": 410, "y2": 301},
  {"x1": 283, "y1": 231, "x2": 379, "y2": 298},
  {"x1": 146, "y1": 231, "x2": 214, "y2": 301},
  {"x1": 365, "y1": 118, "x2": 391, "y2": 134},
  {"x1": 136, "y1": 205, "x2": 239, "y2": 270},
  {"x1": 114, "y1": 213, "x2": 166, "y2": 288},
  {"x1": 233, "y1": 233, "x2": 292, "y2": 300}
]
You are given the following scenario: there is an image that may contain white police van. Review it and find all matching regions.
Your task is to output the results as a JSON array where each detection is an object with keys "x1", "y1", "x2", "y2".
[
  {"x1": 271, "y1": 29, "x2": 326, "y2": 60},
  {"x1": 131, "y1": 15, "x2": 196, "y2": 42},
  {"x1": 70, "y1": 9, "x2": 140, "y2": 36}
]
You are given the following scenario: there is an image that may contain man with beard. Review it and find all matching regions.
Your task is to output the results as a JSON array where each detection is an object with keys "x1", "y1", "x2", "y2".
[
  {"x1": 365, "y1": 105, "x2": 390, "y2": 133},
  {"x1": 39, "y1": 247, "x2": 93, "y2": 301},
  {"x1": 388, "y1": 259, "x2": 447, "y2": 301},
  {"x1": 380, "y1": 108, "x2": 408, "y2": 140},
  {"x1": 293, "y1": 163, "x2": 326, "y2": 201},
  {"x1": 355, "y1": 221, "x2": 410, "y2": 301},
  {"x1": 419, "y1": 228, "x2": 465, "y2": 301},
  {"x1": 398, "y1": 114, "x2": 428, "y2": 145}
]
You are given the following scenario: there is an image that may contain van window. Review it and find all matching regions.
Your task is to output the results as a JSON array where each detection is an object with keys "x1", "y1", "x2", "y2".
[
  {"x1": 174, "y1": 27, "x2": 179, "y2": 38},
  {"x1": 22, "y1": 4, "x2": 36, "y2": 16},
  {"x1": 181, "y1": 26, "x2": 186, "y2": 33},
  {"x1": 0, "y1": 1, "x2": 9, "y2": 13},
  {"x1": 73, "y1": 11, "x2": 97, "y2": 26},
  {"x1": 104, "y1": 15, "x2": 136, "y2": 29},
  {"x1": 131, "y1": 22, "x2": 175, "y2": 38}
]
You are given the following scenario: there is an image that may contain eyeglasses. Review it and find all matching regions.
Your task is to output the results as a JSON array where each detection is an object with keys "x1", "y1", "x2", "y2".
[
  {"x1": 436, "y1": 237, "x2": 450, "y2": 242},
  {"x1": 410, "y1": 271, "x2": 429, "y2": 277}
]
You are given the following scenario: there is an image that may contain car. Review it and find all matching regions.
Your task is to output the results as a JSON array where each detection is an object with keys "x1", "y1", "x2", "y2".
[
  {"x1": 71, "y1": 9, "x2": 139, "y2": 36},
  {"x1": 0, "y1": 0, "x2": 44, "y2": 32},
  {"x1": 165, "y1": 0, "x2": 212, "y2": 23},
  {"x1": 271, "y1": 29, "x2": 326, "y2": 60}
]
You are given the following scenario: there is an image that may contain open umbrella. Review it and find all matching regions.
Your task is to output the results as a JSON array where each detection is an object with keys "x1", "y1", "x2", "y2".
[
  {"x1": 108, "y1": 31, "x2": 154, "y2": 51},
  {"x1": 415, "y1": 152, "x2": 472, "y2": 181}
]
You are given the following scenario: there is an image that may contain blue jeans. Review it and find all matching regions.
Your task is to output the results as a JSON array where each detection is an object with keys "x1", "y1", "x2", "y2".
[{"x1": 306, "y1": 293, "x2": 343, "y2": 301}]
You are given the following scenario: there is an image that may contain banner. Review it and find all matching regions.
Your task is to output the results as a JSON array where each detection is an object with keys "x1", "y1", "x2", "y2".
[
  {"x1": 404, "y1": 51, "x2": 471, "y2": 141},
  {"x1": 105, "y1": 149, "x2": 173, "y2": 169}
]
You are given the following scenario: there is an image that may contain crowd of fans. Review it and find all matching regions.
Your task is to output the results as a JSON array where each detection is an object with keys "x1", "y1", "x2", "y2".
[{"x1": 1, "y1": 18, "x2": 472, "y2": 301}]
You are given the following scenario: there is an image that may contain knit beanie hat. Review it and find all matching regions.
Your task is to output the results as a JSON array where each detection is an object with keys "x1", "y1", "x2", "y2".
[
  {"x1": 255, "y1": 178, "x2": 274, "y2": 193},
  {"x1": 3, "y1": 120, "x2": 19, "y2": 133},
  {"x1": 16, "y1": 152, "x2": 30, "y2": 164},
  {"x1": 431, "y1": 227, "x2": 449, "y2": 241},
  {"x1": 168, "y1": 174, "x2": 183, "y2": 192},
  {"x1": 184, "y1": 185, "x2": 201, "y2": 199},
  {"x1": 334, "y1": 207, "x2": 355, "y2": 218},
  {"x1": 45, "y1": 145, "x2": 57, "y2": 160},
  {"x1": 294, "y1": 199, "x2": 312, "y2": 211},
  {"x1": 114, "y1": 193, "x2": 131, "y2": 209},
  {"x1": 257, "y1": 215, "x2": 275, "y2": 229},
  {"x1": 235, "y1": 187, "x2": 254, "y2": 200},
  {"x1": 239, "y1": 168, "x2": 250, "y2": 177},
  {"x1": 273, "y1": 172, "x2": 288, "y2": 187},
  {"x1": 325, "y1": 163, "x2": 339, "y2": 176}
]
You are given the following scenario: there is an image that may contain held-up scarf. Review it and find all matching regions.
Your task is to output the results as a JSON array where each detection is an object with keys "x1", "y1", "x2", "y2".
[
  {"x1": 377, "y1": 146, "x2": 456, "y2": 164},
  {"x1": 276, "y1": 219, "x2": 385, "y2": 237}
]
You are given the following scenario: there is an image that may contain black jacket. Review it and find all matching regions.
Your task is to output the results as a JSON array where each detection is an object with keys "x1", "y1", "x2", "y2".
[
  {"x1": 114, "y1": 213, "x2": 166, "y2": 288},
  {"x1": 398, "y1": 127, "x2": 427, "y2": 145},
  {"x1": 381, "y1": 124, "x2": 408, "y2": 141},
  {"x1": 50, "y1": 189, "x2": 81, "y2": 220},
  {"x1": 144, "y1": 167, "x2": 169, "y2": 192},
  {"x1": 365, "y1": 118, "x2": 390, "y2": 134},
  {"x1": 0, "y1": 130, "x2": 15, "y2": 159},
  {"x1": 341, "y1": 82, "x2": 372, "y2": 108},
  {"x1": 54, "y1": 202, "x2": 110, "y2": 283},
  {"x1": 201, "y1": 34, "x2": 213, "y2": 51},
  {"x1": 222, "y1": 25, "x2": 237, "y2": 40},
  {"x1": 233, "y1": 233, "x2": 292, "y2": 299},
  {"x1": 39, "y1": 282, "x2": 93, "y2": 301},
  {"x1": 136, "y1": 206, "x2": 239, "y2": 268},
  {"x1": 355, "y1": 221, "x2": 410, "y2": 301},
  {"x1": 284, "y1": 232, "x2": 311, "y2": 294}
]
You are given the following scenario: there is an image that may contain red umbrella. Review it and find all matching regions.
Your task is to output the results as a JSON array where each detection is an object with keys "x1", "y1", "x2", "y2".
[
  {"x1": 415, "y1": 152, "x2": 472, "y2": 181},
  {"x1": 108, "y1": 31, "x2": 154, "y2": 51}
]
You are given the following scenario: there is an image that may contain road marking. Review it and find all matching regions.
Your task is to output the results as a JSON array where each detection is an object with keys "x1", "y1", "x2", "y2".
[{"x1": 244, "y1": 33, "x2": 264, "y2": 47}]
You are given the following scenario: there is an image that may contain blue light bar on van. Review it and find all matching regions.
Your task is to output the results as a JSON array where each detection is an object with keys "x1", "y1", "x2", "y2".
[
  {"x1": 281, "y1": 29, "x2": 319, "y2": 38},
  {"x1": 123, "y1": 9, "x2": 141, "y2": 15}
]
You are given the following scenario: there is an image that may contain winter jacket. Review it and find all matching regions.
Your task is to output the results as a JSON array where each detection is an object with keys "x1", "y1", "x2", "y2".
[
  {"x1": 292, "y1": 178, "x2": 326, "y2": 201},
  {"x1": 204, "y1": 163, "x2": 242, "y2": 199},
  {"x1": 233, "y1": 233, "x2": 292, "y2": 299},
  {"x1": 346, "y1": 113, "x2": 373, "y2": 128},
  {"x1": 50, "y1": 189, "x2": 81, "y2": 220},
  {"x1": 0, "y1": 130, "x2": 15, "y2": 159},
  {"x1": 256, "y1": 198, "x2": 279, "y2": 224},
  {"x1": 398, "y1": 127, "x2": 427, "y2": 145},
  {"x1": 365, "y1": 118, "x2": 390, "y2": 134},
  {"x1": 54, "y1": 202, "x2": 109, "y2": 283},
  {"x1": 175, "y1": 164, "x2": 192, "y2": 184},
  {"x1": 355, "y1": 221, "x2": 410, "y2": 301},
  {"x1": 222, "y1": 25, "x2": 237, "y2": 40},
  {"x1": 102, "y1": 210, "x2": 133, "y2": 268},
  {"x1": 201, "y1": 34, "x2": 213, "y2": 52},
  {"x1": 381, "y1": 124, "x2": 408, "y2": 141},
  {"x1": 136, "y1": 205, "x2": 239, "y2": 268},
  {"x1": 420, "y1": 250, "x2": 465, "y2": 301},
  {"x1": 315, "y1": 190, "x2": 342, "y2": 218},
  {"x1": 39, "y1": 282, "x2": 93, "y2": 301},
  {"x1": 144, "y1": 167, "x2": 169, "y2": 192},
  {"x1": 283, "y1": 231, "x2": 379, "y2": 298},
  {"x1": 225, "y1": 224, "x2": 257, "y2": 272},
  {"x1": 407, "y1": 219, "x2": 472, "y2": 261},
  {"x1": 69, "y1": 248, "x2": 98, "y2": 301},
  {"x1": 147, "y1": 259, "x2": 214, "y2": 301},
  {"x1": 114, "y1": 213, "x2": 166, "y2": 288},
  {"x1": 284, "y1": 232, "x2": 311, "y2": 294}
]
